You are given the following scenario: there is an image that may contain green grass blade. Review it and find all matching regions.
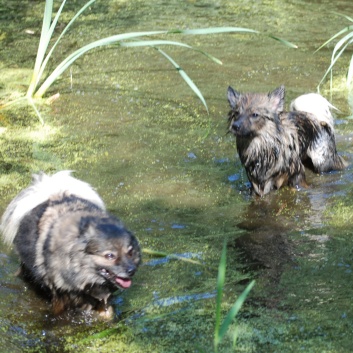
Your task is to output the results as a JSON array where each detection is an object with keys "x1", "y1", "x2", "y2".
[
  {"x1": 217, "y1": 280, "x2": 255, "y2": 343},
  {"x1": 37, "y1": 0, "x2": 97, "y2": 89},
  {"x1": 317, "y1": 40, "x2": 353, "y2": 88},
  {"x1": 267, "y1": 34, "x2": 298, "y2": 48},
  {"x1": 32, "y1": 0, "x2": 68, "y2": 91},
  {"x1": 169, "y1": 27, "x2": 297, "y2": 48},
  {"x1": 315, "y1": 26, "x2": 353, "y2": 52},
  {"x1": 168, "y1": 27, "x2": 260, "y2": 35},
  {"x1": 27, "y1": 0, "x2": 55, "y2": 97},
  {"x1": 119, "y1": 40, "x2": 222, "y2": 65},
  {"x1": 142, "y1": 248, "x2": 203, "y2": 266},
  {"x1": 27, "y1": 97, "x2": 44, "y2": 125},
  {"x1": 155, "y1": 47, "x2": 209, "y2": 113},
  {"x1": 214, "y1": 241, "x2": 227, "y2": 351},
  {"x1": 346, "y1": 53, "x2": 353, "y2": 86},
  {"x1": 34, "y1": 0, "x2": 54, "y2": 71},
  {"x1": 331, "y1": 12, "x2": 353, "y2": 23},
  {"x1": 330, "y1": 31, "x2": 353, "y2": 60}
]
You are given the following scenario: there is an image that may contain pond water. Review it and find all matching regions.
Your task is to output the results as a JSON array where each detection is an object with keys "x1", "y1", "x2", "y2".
[{"x1": 1, "y1": 0, "x2": 353, "y2": 352}]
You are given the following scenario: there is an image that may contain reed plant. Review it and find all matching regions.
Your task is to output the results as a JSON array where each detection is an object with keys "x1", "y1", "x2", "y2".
[
  {"x1": 4, "y1": 0, "x2": 296, "y2": 123},
  {"x1": 213, "y1": 241, "x2": 255, "y2": 352},
  {"x1": 317, "y1": 13, "x2": 353, "y2": 92}
]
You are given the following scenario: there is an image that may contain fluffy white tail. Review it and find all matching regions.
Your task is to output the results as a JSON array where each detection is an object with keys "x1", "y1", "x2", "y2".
[
  {"x1": 1, "y1": 171, "x2": 105, "y2": 245},
  {"x1": 290, "y1": 93, "x2": 338, "y2": 127}
]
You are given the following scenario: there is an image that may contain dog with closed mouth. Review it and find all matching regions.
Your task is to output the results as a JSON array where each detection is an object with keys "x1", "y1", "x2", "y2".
[
  {"x1": 0, "y1": 171, "x2": 141, "y2": 318},
  {"x1": 227, "y1": 85, "x2": 347, "y2": 196}
]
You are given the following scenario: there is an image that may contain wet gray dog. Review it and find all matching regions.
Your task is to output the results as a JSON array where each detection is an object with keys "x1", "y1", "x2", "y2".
[
  {"x1": 1, "y1": 171, "x2": 141, "y2": 318},
  {"x1": 227, "y1": 86, "x2": 347, "y2": 196}
]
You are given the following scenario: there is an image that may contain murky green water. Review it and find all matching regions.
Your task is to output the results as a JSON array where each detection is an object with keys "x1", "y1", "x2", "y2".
[{"x1": 1, "y1": 0, "x2": 353, "y2": 352}]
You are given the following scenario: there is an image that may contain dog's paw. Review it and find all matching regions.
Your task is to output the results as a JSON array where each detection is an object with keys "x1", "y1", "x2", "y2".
[{"x1": 97, "y1": 305, "x2": 115, "y2": 321}]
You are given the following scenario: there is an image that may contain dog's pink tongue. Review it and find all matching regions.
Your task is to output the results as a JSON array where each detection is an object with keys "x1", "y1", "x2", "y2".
[{"x1": 116, "y1": 277, "x2": 132, "y2": 288}]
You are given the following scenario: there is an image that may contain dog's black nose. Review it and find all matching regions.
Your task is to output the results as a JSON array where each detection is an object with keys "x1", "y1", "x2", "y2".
[
  {"x1": 127, "y1": 265, "x2": 136, "y2": 277},
  {"x1": 232, "y1": 121, "x2": 241, "y2": 131}
]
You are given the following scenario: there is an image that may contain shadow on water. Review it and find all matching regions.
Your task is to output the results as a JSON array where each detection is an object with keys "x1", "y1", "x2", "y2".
[{"x1": 2, "y1": 0, "x2": 353, "y2": 352}]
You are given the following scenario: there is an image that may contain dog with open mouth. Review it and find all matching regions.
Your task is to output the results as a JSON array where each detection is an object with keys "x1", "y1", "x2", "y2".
[{"x1": 0, "y1": 171, "x2": 141, "y2": 318}]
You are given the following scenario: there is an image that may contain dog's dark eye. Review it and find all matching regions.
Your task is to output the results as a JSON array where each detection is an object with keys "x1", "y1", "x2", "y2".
[
  {"x1": 251, "y1": 113, "x2": 259, "y2": 118},
  {"x1": 104, "y1": 253, "x2": 116, "y2": 260}
]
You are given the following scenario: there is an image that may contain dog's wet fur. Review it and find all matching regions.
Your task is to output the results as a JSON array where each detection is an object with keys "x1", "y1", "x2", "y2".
[
  {"x1": 0, "y1": 171, "x2": 141, "y2": 318},
  {"x1": 227, "y1": 86, "x2": 347, "y2": 196}
]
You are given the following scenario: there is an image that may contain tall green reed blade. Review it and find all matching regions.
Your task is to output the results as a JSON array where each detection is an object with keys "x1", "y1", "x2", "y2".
[
  {"x1": 27, "y1": 0, "x2": 65, "y2": 97},
  {"x1": 317, "y1": 32, "x2": 353, "y2": 90},
  {"x1": 214, "y1": 241, "x2": 255, "y2": 352},
  {"x1": 346, "y1": 53, "x2": 353, "y2": 86},
  {"x1": 154, "y1": 48, "x2": 209, "y2": 113},
  {"x1": 118, "y1": 39, "x2": 222, "y2": 64},
  {"x1": 142, "y1": 248, "x2": 203, "y2": 266},
  {"x1": 315, "y1": 26, "x2": 353, "y2": 53},
  {"x1": 214, "y1": 241, "x2": 227, "y2": 351},
  {"x1": 33, "y1": 0, "x2": 97, "y2": 97},
  {"x1": 218, "y1": 280, "x2": 255, "y2": 348},
  {"x1": 170, "y1": 27, "x2": 297, "y2": 48},
  {"x1": 316, "y1": 13, "x2": 353, "y2": 91}
]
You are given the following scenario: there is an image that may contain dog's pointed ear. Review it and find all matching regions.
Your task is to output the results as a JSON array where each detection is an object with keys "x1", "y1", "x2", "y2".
[
  {"x1": 227, "y1": 86, "x2": 240, "y2": 109},
  {"x1": 268, "y1": 85, "x2": 285, "y2": 113}
]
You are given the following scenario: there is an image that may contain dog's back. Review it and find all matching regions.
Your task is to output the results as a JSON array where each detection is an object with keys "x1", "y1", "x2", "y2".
[
  {"x1": 289, "y1": 93, "x2": 347, "y2": 172},
  {"x1": 1, "y1": 170, "x2": 105, "y2": 246}
]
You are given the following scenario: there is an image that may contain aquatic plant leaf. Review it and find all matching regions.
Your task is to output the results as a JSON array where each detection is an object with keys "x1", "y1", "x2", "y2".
[
  {"x1": 142, "y1": 248, "x2": 203, "y2": 265},
  {"x1": 267, "y1": 34, "x2": 298, "y2": 48},
  {"x1": 317, "y1": 35, "x2": 353, "y2": 89},
  {"x1": 119, "y1": 40, "x2": 223, "y2": 65},
  {"x1": 27, "y1": 97, "x2": 44, "y2": 125},
  {"x1": 347, "y1": 54, "x2": 353, "y2": 86},
  {"x1": 27, "y1": 0, "x2": 57, "y2": 97},
  {"x1": 168, "y1": 27, "x2": 260, "y2": 35},
  {"x1": 331, "y1": 12, "x2": 353, "y2": 24},
  {"x1": 316, "y1": 13, "x2": 353, "y2": 90},
  {"x1": 214, "y1": 241, "x2": 227, "y2": 350},
  {"x1": 154, "y1": 48, "x2": 209, "y2": 113},
  {"x1": 217, "y1": 280, "x2": 255, "y2": 344},
  {"x1": 315, "y1": 26, "x2": 353, "y2": 53},
  {"x1": 33, "y1": 0, "x2": 97, "y2": 96},
  {"x1": 170, "y1": 27, "x2": 297, "y2": 48}
]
